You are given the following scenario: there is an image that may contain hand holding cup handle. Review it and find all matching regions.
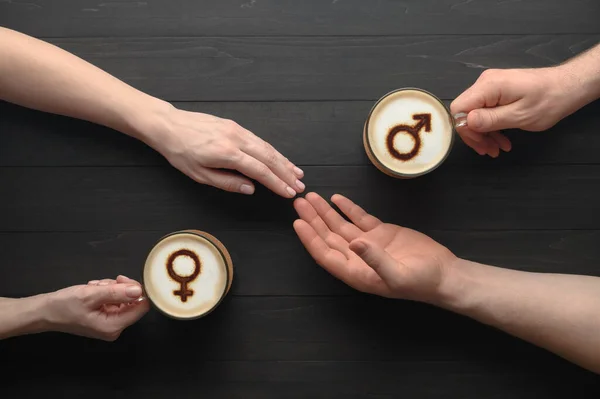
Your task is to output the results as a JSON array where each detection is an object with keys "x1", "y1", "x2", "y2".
[{"x1": 453, "y1": 112, "x2": 469, "y2": 129}]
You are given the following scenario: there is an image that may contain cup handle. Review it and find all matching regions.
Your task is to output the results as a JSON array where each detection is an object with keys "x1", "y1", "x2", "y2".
[{"x1": 453, "y1": 112, "x2": 468, "y2": 129}]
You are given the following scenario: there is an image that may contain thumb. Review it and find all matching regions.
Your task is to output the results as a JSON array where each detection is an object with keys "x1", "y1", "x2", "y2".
[
  {"x1": 88, "y1": 283, "x2": 143, "y2": 307},
  {"x1": 349, "y1": 239, "x2": 400, "y2": 286},
  {"x1": 467, "y1": 105, "x2": 516, "y2": 133}
]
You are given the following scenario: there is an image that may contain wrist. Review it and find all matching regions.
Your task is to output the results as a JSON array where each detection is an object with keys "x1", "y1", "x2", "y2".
[
  {"x1": 553, "y1": 55, "x2": 600, "y2": 114},
  {"x1": 431, "y1": 257, "x2": 485, "y2": 314},
  {"x1": 10, "y1": 295, "x2": 52, "y2": 337},
  {"x1": 119, "y1": 94, "x2": 175, "y2": 150}
]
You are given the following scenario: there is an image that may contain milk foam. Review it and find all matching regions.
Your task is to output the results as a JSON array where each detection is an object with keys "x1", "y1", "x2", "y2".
[
  {"x1": 367, "y1": 89, "x2": 453, "y2": 176},
  {"x1": 143, "y1": 233, "x2": 228, "y2": 319}
]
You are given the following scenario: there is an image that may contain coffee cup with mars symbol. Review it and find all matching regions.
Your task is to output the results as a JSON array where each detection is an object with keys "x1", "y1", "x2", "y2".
[
  {"x1": 363, "y1": 88, "x2": 466, "y2": 178},
  {"x1": 142, "y1": 230, "x2": 234, "y2": 320}
]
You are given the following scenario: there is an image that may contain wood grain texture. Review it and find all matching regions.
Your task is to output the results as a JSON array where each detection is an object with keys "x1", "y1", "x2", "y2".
[
  {"x1": 2, "y1": 100, "x2": 600, "y2": 167},
  {"x1": 8, "y1": 35, "x2": 594, "y2": 102},
  {"x1": 2, "y1": 1, "x2": 600, "y2": 396},
  {"x1": 1, "y1": 297, "x2": 599, "y2": 398},
  {"x1": 1, "y1": 230, "x2": 599, "y2": 297},
  {"x1": 1, "y1": 0, "x2": 598, "y2": 37},
  {"x1": 1, "y1": 165, "x2": 598, "y2": 232}
]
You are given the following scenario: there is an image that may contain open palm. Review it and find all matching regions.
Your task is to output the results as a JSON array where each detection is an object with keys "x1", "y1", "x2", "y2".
[{"x1": 292, "y1": 193, "x2": 456, "y2": 302}]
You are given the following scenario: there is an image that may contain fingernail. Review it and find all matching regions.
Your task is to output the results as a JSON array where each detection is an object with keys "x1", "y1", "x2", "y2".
[
  {"x1": 294, "y1": 167, "x2": 304, "y2": 177},
  {"x1": 296, "y1": 180, "x2": 305, "y2": 191},
  {"x1": 126, "y1": 285, "x2": 142, "y2": 298},
  {"x1": 99, "y1": 281, "x2": 109, "y2": 286},
  {"x1": 88, "y1": 280, "x2": 99, "y2": 285},
  {"x1": 286, "y1": 186, "x2": 297, "y2": 197},
  {"x1": 240, "y1": 184, "x2": 254, "y2": 195}
]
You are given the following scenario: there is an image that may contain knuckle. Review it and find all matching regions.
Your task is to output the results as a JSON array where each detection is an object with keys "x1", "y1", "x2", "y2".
[
  {"x1": 222, "y1": 179, "x2": 239, "y2": 192},
  {"x1": 266, "y1": 151, "x2": 278, "y2": 167},
  {"x1": 222, "y1": 119, "x2": 240, "y2": 136},
  {"x1": 480, "y1": 68, "x2": 497, "y2": 80},
  {"x1": 487, "y1": 110, "x2": 500, "y2": 127},
  {"x1": 256, "y1": 164, "x2": 272, "y2": 179},
  {"x1": 211, "y1": 144, "x2": 238, "y2": 163},
  {"x1": 74, "y1": 286, "x2": 89, "y2": 302},
  {"x1": 106, "y1": 286, "x2": 120, "y2": 302}
]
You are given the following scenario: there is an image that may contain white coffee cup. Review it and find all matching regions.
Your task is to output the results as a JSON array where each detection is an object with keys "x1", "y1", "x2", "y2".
[
  {"x1": 363, "y1": 88, "x2": 466, "y2": 178},
  {"x1": 142, "y1": 230, "x2": 234, "y2": 320}
]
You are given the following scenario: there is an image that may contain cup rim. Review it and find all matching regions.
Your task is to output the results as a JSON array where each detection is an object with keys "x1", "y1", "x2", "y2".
[
  {"x1": 141, "y1": 229, "x2": 233, "y2": 321},
  {"x1": 363, "y1": 87, "x2": 456, "y2": 179}
]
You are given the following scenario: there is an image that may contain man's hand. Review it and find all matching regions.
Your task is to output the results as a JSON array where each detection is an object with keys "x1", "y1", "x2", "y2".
[
  {"x1": 451, "y1": 67, "x2": 572, "y2": 158},
  {"x1": 292, "y1": 193, "x2": 457, "y2": 303},
  {"x1": 142, "y1": 105, "x2": 305, "y2": 198},
  {"x1": 45, "y1": 275, "x2": 149, "y2": 341}
]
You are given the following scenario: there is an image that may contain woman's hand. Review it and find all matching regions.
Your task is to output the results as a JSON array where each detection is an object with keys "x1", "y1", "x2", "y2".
[
  {"x1": 45, "y1": 275, "x2": 149, "y2": 341},
  {"x1": 142, "y1": 105, "x2": 305, "y2": 198}
]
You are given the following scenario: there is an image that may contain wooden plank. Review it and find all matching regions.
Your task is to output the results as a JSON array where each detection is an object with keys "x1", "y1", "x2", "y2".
[
  {"x1": 5, "y1": 35, "x2": 593, "y2": 102},
  {"x1": 2, "y1": 100, "x2": 599, "y2": 167},
  {"x1": 0, "y1": 165, "x2": 598, "y2": 232},
  {"x1": 1, "y1": 297, "x2": 598, "y2": 398},
  {"x1": 2, "y1": 362, "x2": 597, "y2": 399},
  {"x1": 1, "y1": 230, "x2": 599, "y2": 297},
  {"x1": 1, "y1": 0, "x2": 598, "y2": 37},
  {"x1": 0, "y1": 296, "x2": 589, "y2": 365}
]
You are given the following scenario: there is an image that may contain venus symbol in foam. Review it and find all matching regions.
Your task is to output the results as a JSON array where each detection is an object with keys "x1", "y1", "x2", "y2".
[
  {"x1": 166, "y1": 249, "x2": 201, "y2": 302},
  {"x1": 386, "y1": 113, "x2": 432, "y2": 161}
]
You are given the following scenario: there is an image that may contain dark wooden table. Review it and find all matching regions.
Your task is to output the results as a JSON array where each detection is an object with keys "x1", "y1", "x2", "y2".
[{"x1": 1, "y1": 1, "x2": 600, "y2": 398}]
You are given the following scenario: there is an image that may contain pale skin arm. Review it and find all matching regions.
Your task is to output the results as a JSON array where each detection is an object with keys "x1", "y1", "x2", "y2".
[
  {"x1": 0, "y1": 27, "x2": 305, "y2": 197},
  {"x1": 0, "y1": 276, "x2": 149, "y2": 341},
  {"x1": 292, "y1": 193, "x2": 600, "y2": 374},
  {"x1": 0, "y1": 296, "x2": 49, "y2": 340},
  {"x1": 437, "y1": 260, "x2": 600, "y2": 374}
]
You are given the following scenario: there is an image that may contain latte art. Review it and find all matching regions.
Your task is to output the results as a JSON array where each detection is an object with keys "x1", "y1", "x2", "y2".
[
  {"x1": 364, "y1": 88, "x2": 455, "y2": 178},
  {"x1": 386, "y1": 113, "x2": 432, "y2": 161},
  {"x1": 143, "y1": 230, "x2": 233, "y2": 320}
]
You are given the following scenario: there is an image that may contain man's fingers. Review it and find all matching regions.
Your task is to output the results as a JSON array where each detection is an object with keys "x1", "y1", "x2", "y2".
[
  {"x1": 330, "y1": 194, "x2": 381, "y2": 232},
  {"x1": 349, "y1": 239, "x2": 401, "y2": 289},
  {"x1": 489, "y1": 131, "x2": 512, "y2": 152},
  {"x1": 293, "y1": 219, "x2": 351, "y2": 282},
  {"x1": 451, "y1": 69, "x2": 519, "y2": 114},
  {"x1": 293, "y1": 197, "x2": 349, "y2": 254},
  {"x1": 304, "y1": 192, "x2": 363, "y2": 242},
  {"x1": 467, "y1": 105, "x2": 518, "y2": 133},
  {"x1": 241, "y1": 133, "x2": 305, "y2": 194},
  {"x1": 195, "y1": 167, "x2": 256, "y2": 196},
  {"x1": 88, "y1": 283, "x2": 143, "y2": 307}
]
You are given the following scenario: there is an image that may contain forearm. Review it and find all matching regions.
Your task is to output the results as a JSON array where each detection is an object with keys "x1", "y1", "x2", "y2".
[
  {"x1": 437, "y1": 259, "x2": 600, "y2": 374},
  {"x1": 555, "y1": 42, "x2": 600, "y2": 114},
  {"x1": 0, "y1": 27, "x2": 169, "y2": 144},
  {"x1": 0, "y1": 295, "x2": 50, "y2": 340}
]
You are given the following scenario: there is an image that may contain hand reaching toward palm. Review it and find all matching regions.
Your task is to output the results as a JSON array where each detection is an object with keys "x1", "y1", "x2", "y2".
[{"x1": 292, "y1": 193, "x2": 457, "y2": 303}]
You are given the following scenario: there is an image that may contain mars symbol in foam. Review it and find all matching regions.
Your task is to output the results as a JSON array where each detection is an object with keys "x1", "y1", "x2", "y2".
[{"x1": 386, "y1": 113, "x2": 432, "y2": 161}]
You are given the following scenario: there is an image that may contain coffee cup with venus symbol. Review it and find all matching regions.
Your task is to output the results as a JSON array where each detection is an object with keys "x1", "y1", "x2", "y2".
[
  {"x1": 142, "y1": 230, "x2": 234, "y2": 320},
  {"x1": 363, "y1": 88, "x2": 467, "y2": 178}
]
